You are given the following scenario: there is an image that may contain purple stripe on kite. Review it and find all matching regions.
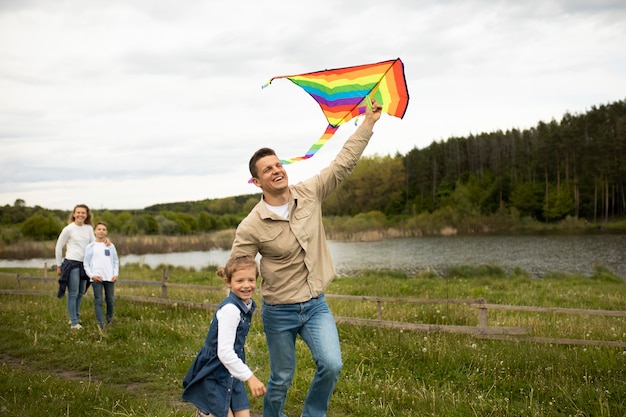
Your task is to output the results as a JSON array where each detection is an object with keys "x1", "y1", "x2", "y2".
[{"x1": 311, "y1": 94, "x2": 363, "y2": 108}]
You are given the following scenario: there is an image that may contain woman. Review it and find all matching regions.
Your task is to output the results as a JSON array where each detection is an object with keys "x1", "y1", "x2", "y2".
[{"x1": 55, "y1": 204, "x2": 96, "y2": 329}]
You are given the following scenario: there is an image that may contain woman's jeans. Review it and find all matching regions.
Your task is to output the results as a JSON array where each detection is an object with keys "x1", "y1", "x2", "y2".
[
  {"x1": 67, "y1": 267, "x2": 87, "y2": 325},
  {"x1": 262, "y1": 293, "x2": 343, "y2": 417},
  {"x1": 92, "y1": 281, "x2": 115, "y2": 329}
]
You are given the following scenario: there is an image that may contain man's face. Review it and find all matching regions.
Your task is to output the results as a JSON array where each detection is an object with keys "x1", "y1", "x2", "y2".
[{"x1": 252, "y1": 154, "x2": 289, "y2": 193}]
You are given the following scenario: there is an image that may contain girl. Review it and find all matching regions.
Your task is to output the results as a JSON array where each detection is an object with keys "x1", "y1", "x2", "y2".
[{"x1": 183, "y1": 255, "x2": 266, "y2": 417}]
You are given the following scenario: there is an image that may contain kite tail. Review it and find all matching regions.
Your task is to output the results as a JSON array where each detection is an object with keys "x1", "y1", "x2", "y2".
[
  {"x1": 281, "y1": 125, "x2": 339, "y2": 165},
  {"x1": 261, "y1": 76, "x2": 283, "y2": 89},
  {"x1": 247, "y1": 124, "x2": 339, "y2": 183}
]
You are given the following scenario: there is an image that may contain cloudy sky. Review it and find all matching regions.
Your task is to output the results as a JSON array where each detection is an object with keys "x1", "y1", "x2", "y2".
[{"x1": 1, "y1": 0, "x2": 625, "y2": 210}]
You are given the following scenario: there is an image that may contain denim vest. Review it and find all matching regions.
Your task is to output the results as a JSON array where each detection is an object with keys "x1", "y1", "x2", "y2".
[{"x1": 182, "y1": 292, "x2": 256, "y2": 417}]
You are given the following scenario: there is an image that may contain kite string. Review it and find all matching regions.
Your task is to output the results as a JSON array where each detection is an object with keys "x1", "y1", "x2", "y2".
[{"x1": 353, "y1": 94, "x2": 373, "y2": 126}]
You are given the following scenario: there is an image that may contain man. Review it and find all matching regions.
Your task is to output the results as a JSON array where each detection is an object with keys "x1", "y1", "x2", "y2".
[{"x1": 231, "y1": 98, "x2": 383, "y2": 417}]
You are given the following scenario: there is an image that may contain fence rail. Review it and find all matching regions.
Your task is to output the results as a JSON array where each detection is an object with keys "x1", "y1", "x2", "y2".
[{"x1": 1, "y1": 269, "x2": 625, "y2": 348}]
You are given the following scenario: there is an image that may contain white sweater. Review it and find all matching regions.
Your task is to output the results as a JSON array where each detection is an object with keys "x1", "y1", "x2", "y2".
[{"x1": 55, "y1": 223, "x2": 95, "y2": 265}]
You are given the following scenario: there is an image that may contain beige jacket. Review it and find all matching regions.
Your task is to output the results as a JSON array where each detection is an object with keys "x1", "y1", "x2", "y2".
[{"x1": 231, "y1": 124, "x2": 374, "y2": 304}]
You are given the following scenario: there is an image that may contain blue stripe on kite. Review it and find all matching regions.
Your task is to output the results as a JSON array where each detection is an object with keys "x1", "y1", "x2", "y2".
[{"x1": 300, "y1": 86, "x2": 374, "y2": 101}]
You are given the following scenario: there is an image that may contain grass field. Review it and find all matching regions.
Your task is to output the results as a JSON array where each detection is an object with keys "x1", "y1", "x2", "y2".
[{"x1": 1, "y1": 264, "x2": 625, "y2": 416}]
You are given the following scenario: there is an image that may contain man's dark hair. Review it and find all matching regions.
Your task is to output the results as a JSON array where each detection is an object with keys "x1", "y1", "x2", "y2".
[{"x1": 249, "y1": 147, "x2": 277, "y2": 178}]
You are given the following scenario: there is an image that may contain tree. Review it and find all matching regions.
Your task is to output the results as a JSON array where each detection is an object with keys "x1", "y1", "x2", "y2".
[
  {"x1": 323, "y1": 154, "x2": 405, "y2": 216},
  {"x1": 510, "y1": 183, "x2": 543, "y2": 219},
  {"x1": 544, "y1": 186, "x2": 574, "y2": 221},
  {"x1": 21, "y1": 214, "x2": 61, "y2": 240}
]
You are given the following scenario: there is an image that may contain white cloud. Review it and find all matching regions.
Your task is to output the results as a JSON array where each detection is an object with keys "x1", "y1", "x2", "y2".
[{"x1": 1, "y1": 0, "x2": 625, "y2": 209}]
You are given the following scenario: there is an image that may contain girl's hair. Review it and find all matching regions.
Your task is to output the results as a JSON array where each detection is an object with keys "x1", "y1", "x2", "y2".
[
  {"x1": 217, "y1": 255, "x2": 259, "y2": 282},
  {"x1": 68, "y1": 204, "x2": 93, "y2": 225}
]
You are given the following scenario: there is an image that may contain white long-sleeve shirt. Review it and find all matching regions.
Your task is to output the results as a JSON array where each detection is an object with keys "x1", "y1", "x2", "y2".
[
  {"x1": 55, "y1": 223, "x2": 95, "y2": 265},
  {"x1": 216, "y1": 303, "x2": 254, "y2": 381},
  {"x1": 84, "y1": 241, "x2": 120, "y2": 282}
]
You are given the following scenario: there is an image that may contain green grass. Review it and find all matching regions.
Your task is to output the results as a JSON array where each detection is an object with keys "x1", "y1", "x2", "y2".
[{"x1": 1, "y1": 264, "x2": 625, "y2": 416}]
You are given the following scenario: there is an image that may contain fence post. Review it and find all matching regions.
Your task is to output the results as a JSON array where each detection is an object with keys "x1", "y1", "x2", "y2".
[
  {"x1": 44, "y1": 262, "x2": 48, "y2": 278},
  {"x1": 161, "y1": 267, "x2": 168, "y2": 299},
  {"x1": 376, "y1": 296, "x2": 383, "y2": 320},
  {"x1": 16, "y1": 273, "x2": 21, "y2": 290},
  {"x1": 476, "y1": 298, "x2": 488, "y2": 328}
]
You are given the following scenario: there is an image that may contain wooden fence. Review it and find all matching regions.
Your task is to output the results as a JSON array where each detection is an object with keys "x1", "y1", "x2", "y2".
[{"x1": 1, "y1": 269, "x2": 625, "y2": 348}]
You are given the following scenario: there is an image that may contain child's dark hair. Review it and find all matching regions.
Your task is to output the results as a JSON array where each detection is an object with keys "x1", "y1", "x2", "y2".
[
  {"x1": 217, "y1": 255, "x2": 259, "y2": 282},
  {"x1": 94, "y1": 221, "x2": 108, "y2": 229}
]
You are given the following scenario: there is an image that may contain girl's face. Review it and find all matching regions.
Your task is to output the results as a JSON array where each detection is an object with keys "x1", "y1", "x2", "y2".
[
  {"x1": 73, "y1": 207, "x2": 88, "y2": 225},
  {"x1": 226, "y1": 266, "x2": 258, "y2": 303},
  {"x1": 94, "y1": 224, "x2": 108, "y2": 240}
]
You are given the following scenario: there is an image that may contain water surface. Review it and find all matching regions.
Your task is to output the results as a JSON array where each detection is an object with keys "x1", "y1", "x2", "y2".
[{"x1": 3, "y1": 234, "x2": 624, "y2": 279}]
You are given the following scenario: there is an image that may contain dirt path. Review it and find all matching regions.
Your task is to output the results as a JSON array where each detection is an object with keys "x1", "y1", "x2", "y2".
[{"x1": 2, "y1": 353, "x2": 263, "y2": 416}]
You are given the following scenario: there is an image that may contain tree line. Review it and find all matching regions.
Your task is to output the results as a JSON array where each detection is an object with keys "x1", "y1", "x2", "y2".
[
  {"x1": 323, "y1": 99, "x2": 626, "y2": 222},
  {"x1": 1, "y1": 99, "x2": 624, "y2": 243}
]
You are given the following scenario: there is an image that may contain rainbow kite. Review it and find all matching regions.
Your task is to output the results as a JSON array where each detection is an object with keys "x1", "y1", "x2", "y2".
[{"x1": 262, "y1": 58, "x2": 409, "y2": 164}]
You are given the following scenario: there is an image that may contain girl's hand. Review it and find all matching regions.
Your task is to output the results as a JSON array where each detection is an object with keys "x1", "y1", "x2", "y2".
[{"x1": 246, "y1": 375, "x2": 266, "y2": 397}]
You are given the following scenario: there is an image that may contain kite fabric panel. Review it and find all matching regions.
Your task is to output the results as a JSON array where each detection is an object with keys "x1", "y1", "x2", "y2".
[{"x1": 262, "y1": 58, "x2": 409, "y2": 164}]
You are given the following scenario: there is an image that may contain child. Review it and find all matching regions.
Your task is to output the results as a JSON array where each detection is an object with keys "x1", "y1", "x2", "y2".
[
  {"x1": 182, "y1": 255, "x2": 266, "y2": 417},
  {"x1": 83, "y1": 221, "x2": 119, "y2": 329}
]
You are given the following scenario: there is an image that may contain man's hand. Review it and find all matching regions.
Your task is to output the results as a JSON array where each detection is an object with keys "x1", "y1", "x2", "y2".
[{"x1": 362, "y1": 98, "x2": 383, "y2": 128}]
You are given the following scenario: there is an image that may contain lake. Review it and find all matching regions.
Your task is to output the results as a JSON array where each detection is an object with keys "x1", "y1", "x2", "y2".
[{"x1": 2, "y1": 233, "x2": 624, "y2": 279}]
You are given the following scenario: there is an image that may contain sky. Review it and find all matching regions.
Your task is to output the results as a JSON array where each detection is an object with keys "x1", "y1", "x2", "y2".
[{"x1": 1, "y1": 0, "x2": 625, "y2": 210}]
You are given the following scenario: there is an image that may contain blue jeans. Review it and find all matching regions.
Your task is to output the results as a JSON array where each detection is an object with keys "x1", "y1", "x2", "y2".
[
  {"x1": 67, "y1": 267, "x2": 87, "y2": 325},
  {"x1": 262, "y1": 293, "x2": 342, "y2": 417},
  {"x1": 92, "y1": 281, "x2": 115, "y2": 329}
]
